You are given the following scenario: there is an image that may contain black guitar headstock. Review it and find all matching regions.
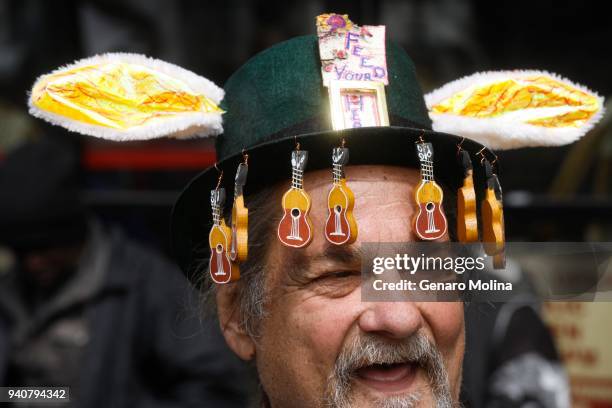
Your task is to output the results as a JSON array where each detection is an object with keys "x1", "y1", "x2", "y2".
[
  {"x1": 416, "y1": 142, "x2": 433, "y2": 163},
  {"x1": 234, "y1": 162, "x2": 248, "y2": 195},
  {"x1": 458, "y1": 149, "x2": 473, "y2": 177},
  {"x1": 210, "y1": 188, "x2": 226, "y2": 208},
  {"x1": 332, "y1": 147, "x2": 350, "y2": 166},
  {"x1": 291, "y1": 150, "x2": 309, "y2": 171}
]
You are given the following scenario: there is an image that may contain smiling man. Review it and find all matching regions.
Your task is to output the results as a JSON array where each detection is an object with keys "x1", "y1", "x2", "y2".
[
  {"x1": 167, "y1": 28, "x2": 481, "y2": 407},
  {"x1": 167, "y1": 18, "x2": 602, "y2": 402},
  {"x1": 25, "y1": 12, "x2": 603, "y2": 408}
]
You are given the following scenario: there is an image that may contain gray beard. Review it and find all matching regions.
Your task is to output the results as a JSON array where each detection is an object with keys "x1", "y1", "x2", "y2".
[
  {"x1": 256, "y1": 332, "x2": 458, "y2": 408},
  {"x1": 324, "y1": 332, "x2": 456, "y2": 408}
]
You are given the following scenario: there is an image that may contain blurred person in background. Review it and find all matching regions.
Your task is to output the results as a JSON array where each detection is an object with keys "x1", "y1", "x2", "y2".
[{"x1": 0, "y1": 137, "x2": 251, "y2": 407}]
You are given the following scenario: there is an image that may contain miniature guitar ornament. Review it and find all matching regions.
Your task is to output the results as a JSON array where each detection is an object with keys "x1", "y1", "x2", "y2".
[
  {"x1": 325, "y1": 147, "x2": 358, "y2": 245},
  {"x1": 209, "y1": 188, "x2": 238, "y2": 283},
  {"x1": 457, "y1": 149, "x2": 478, "y2": 242},
  {"x1": 481, "y1": 159, "x2": 506, "y2": 269},
  {"x1": 277, "y1": 150, "x2": 314, "y2": 248},
  {"x1": 413, "y1": 142, "x2": 448, "y2": 240},
  {"x1": 230, "y1": 161, "x2": 249, "y2": 263}
]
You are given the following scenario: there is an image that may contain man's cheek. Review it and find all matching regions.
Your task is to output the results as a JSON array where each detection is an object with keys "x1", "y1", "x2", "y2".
[
  {"x1": 418, "y1": 302, "x2": 465, "y2": 390},
  {"x1": 286, "y1": 294, "x2": 361, "y2": 370},
  {"x1": 419, "y1": 302, "x2": 464, "y2": 345}
]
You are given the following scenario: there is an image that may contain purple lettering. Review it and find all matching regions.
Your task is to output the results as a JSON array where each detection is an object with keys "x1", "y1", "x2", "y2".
[
  {"x1": 360, "y1": 57, "x2": 373, "y2": 68},
  {"x1": 345, "y1": 32, "x2": 359, "y2": 50},
  {"x1": 334, "y1": 64, "x2": 346, "y2": 80},
  {"x1": 373, "y1": 66, "x2": 386, "y2": 79}
]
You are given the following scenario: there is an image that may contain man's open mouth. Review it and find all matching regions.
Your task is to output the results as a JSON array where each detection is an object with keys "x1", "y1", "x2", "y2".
[{"x1": 355, "y1": 362, "x2": 418, "y2": 393}]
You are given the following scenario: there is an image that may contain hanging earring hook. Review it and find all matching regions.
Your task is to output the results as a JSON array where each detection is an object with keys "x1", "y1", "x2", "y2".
[
  {"x1": 457, "y1": 137, "x2": 465, "y2": 156},
  {"x1": 490, "y1": 151, "x2": 498, "y2": 172},
  {"x1": 294, "y1": 136, "x2": 300, "y2": 151},
  {"x1": 476, "y1": 147, "x2": 487, "y2": 165},
  {"x1": 242, "y1": 148, "x2": 249, "y2": 166},
  {"x1": 457, "y1": 137, "x2": 465, "y2": 150},
  {"x1": 214, "y1": 163, "x2": 223, "y2": 190},
  {"x1": 415, "y1": 130, "x2": 425, "y2": 144},
  {"x1": 341, "y1": 138, "x2": 346, "y2": 148}
]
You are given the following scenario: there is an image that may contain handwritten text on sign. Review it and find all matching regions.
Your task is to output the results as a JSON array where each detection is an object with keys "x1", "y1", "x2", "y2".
[
  {"x1": 317, "y1": 14, "x2": 388, "y2": 87},
  {"x1": 341, "y1": 91, "x2": 381, "y2": 128}
]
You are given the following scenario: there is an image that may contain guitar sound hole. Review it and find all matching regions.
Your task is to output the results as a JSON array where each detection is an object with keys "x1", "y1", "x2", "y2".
[
  {"x1": 216, "y1": 244, "x2": 223, "y2": 253},
  {"x1": 335, "y1": 205, "x2": 342, "y2": 213},
  {"x1": 291, "y1": 208, "x2": 301, "y2": 217},
  {"x1": 426, "y1": 202, "x2": 435, "y2": 211}
]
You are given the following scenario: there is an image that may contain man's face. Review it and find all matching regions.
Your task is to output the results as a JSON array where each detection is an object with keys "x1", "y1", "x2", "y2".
[{"x1": 220, "y1": 165, "x2": 464, "y2": 407}]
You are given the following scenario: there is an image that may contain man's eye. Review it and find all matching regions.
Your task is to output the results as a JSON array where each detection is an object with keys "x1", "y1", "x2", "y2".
[
  {"x1": 331, "y1": 271, "x2": 356, "y2": 279},
  {"x1": 306, "y1": 270, "x2": 361, "y2": 298},
  {"x1": 315, "y1": 270, "x2": 359, "y2": 281}
]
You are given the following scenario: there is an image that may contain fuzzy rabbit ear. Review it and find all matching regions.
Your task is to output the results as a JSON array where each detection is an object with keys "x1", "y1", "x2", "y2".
[
  {"x1": 28, "y1": 53, "x2": 224, "y2": 141},
  {"x1": 425, "y1": 71, "x2": 605, "y2": 150}
]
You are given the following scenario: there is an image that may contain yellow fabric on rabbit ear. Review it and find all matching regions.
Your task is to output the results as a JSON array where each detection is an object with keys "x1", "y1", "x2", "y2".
[
  {"x1": 28, "y1": 53, "x2": 224, "y2": 141},
  {"x1": 425, "y1": 71, "x2": 605, "y2": 150}
]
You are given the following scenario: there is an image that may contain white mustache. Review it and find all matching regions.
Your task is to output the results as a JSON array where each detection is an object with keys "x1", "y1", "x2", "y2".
[{"x1": 337, "y1": 333, "x2": 433, "y2": 372}]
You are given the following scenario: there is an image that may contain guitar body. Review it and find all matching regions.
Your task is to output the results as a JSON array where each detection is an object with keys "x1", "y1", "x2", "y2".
[
  {"x1": 414, "y1": 180, "x2": 447, "y2": 240},
  {"x1": 457, "y1": 172, "x2": 478, "y2": 242},
  {"x1": 209, "y1": 220, "x2": 237, "y2": 283},
  {"x1": 325, "y1": 179, "x2": 358, "y2": 245},
  {"x1": 481, "y1": 188, "x2": 505, "y2": 256},
  {"x1": 230, "y1": 195, "x2": 248, "y2": 262},
  {"x1": 278, "y1": 188, "x2": 313, "y2": 248}
]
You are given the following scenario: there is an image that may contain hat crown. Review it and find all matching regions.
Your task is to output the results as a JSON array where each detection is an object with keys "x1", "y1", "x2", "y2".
[{"x1": 218, "y1": 35, "x2": 431, "y2": 160}]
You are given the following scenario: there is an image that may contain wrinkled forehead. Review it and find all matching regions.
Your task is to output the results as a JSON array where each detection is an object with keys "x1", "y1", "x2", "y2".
[{"x1": 302, "y1": 165, "x2": 422, "y2": 189}]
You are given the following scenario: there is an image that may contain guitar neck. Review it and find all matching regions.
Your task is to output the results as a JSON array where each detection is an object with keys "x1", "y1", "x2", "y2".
[
  {"x1": 292, "y1": 167, "x2": 304, "y2": 189},
  {"x1": 332, "y1": 163, "x2": 344, "y2": 184},
  {"x1": 420, "y1": 159, "x2": 434, "y2": 182},
  {"x1": 212, "y1": 204, "x2": 221, "y2": 226}
]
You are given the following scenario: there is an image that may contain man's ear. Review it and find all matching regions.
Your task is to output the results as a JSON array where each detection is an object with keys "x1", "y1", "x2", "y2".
[{"x1": 216, "y1": 284, "x2": 256, "y2": 361}]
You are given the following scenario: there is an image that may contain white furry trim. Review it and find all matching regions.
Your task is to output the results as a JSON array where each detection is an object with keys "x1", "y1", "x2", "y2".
[
  {"x1": 28, "y1": 52, "x2": 224, "y2": 140},
  {"x1": 28, "y1": 105, "x2": 222, "y2": 141},
  {"x1": 425, "y1": 70, "x2": 605, "y2": 150}
]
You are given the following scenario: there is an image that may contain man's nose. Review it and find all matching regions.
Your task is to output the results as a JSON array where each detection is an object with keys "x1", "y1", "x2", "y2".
[{"x1": 357, "y1": 301, "x2": 423, "y2": 340}]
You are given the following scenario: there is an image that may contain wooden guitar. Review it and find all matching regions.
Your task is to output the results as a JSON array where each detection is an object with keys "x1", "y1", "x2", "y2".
[
  {"x1": 457, "y1": 150, "x2": 478, "y2": 242},
  {"x1": 413, "y1": 142, "x2": 448, "y2": 240},
  {"x1": 481, "y1": 159, "x2": 506, "y2": 268},
  {"x1": 277, "y1": 150, "x2": 313, "y2": 248},
  {"x1": 209, "y1": 188, "x2": 238, "y2": 283},
  {"x1": 325, "y1": 147, "x2": 358, "y2": 245},
  {"x1": 230, "y1": 162, "x2": 248, "y2": 262}
]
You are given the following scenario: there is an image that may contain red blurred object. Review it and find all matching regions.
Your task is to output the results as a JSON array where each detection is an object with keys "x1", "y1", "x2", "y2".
[{"x1": 82, "y1": 139, "x2": 216, "y2": 170}]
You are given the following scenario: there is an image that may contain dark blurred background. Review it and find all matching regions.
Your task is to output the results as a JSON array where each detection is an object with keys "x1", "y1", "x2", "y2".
[
  {"x1": 1, "y1": 0, "x2": 611, "y2": 252},
  {"x1": 0, "y1": 1, "x2": 611, "y2": 406}
]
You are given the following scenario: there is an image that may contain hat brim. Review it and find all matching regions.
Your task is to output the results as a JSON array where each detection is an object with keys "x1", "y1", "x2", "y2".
[{"x1": 171, "y1": 126, "x2": 494, "y2": 281}]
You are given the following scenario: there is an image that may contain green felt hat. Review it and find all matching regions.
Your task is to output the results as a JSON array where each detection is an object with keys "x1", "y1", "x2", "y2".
[{"x1": 171, "y1": 35, "x2": 493, "y2": 280}]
